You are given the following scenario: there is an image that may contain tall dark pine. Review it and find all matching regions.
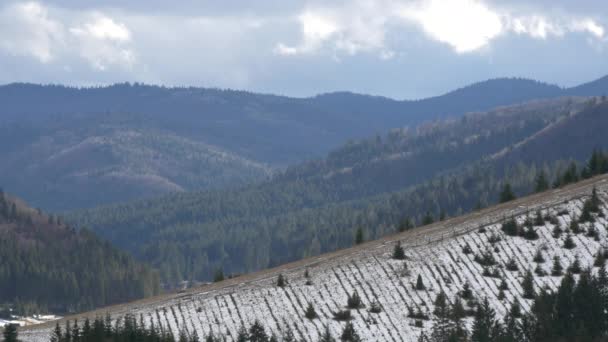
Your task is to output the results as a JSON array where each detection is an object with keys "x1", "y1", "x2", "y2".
[
  {"x1": 471, "y1": 298, "x2": 498, "y2": 342},
  {"x1": 354, "y1": 227, "x2": 364, "y2": 245},
  {"x1": 2, "y1": 324, "x2": 18, "y2": 342},
  {"x1": 535, "y1": 171, "x2": 550, "y2": 193},
  {"x1": 499, "y1": 183, "x2": 516, "y2": 203}
]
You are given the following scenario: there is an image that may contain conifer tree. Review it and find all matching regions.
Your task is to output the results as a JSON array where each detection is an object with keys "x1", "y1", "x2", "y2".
[
  {"x1": 340, "y1": 322, "x2": 361, "y2": 342},
  {"x1": 305, "y1": 302, "x2": 318, "y2": 320},
  {"x1": 563, "y1": 233, "x2": 576, "y2": 249},
  {"x1": 499, "y1": 183, "x2": 516, "y2": 203},
  {"x1": 347, "y1": 291, "x2": 363, "y2": 309},
  {"x1": 521, "y1": 270, "x2": 536, "y2": 299},
  {"x1": 551, "y1": 255, "x2": 564, "y2": 276},
  {"x1": 249, "y1": 320, "x2": 269, "y2": 342},
  {"x1": 354, "y1": 227, "x2": 364, "y2": 245},
  {"x1": 319, "y1": 325, "x2": 336, "y2": 342},
  {"x1": 392, "y1": 241, "x2": 406, "y2": 260},
  {"x1": 471, "y1": 298, "x2": 498, "y2": 342},
  {"x1": 3, "y1": 324, "x2": 18, "y2": 342},
  {"x1": 276, "y1": 274, "x2": 287, "y2": 288},
  {"x1": 416, "y1": 274, "x2": 425, "y2": 290},
  {"x1": 535, "y1": 171, "x2": 550, "y2": 193}
]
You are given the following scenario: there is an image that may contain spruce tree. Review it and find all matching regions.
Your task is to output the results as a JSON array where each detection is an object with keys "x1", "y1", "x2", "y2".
[
  {"x1": 354, "y1": 227, "x2": 364, "y2": 245},
  {"x1": 551, "y1": 255, "x2": 563, "y2": 276},
  {"x1": 347, "y1": 291, "x2": 363, "y2": 309},
  {"x1": 499, "y1": 183, "x2": 516, "y2": 203},
  {"x1": 249, "y1": 320, "x2": 269, "y2": 342},
  {"x1": 471, "y1": 298, "x2": 498, "y2": 342},
  {"x1": 535, "y1": 171, "x2": 550, "y2": 193},
  {"x1": 50, "y1": 322, "x2": 63, "y2": 342},
  {"x1": 319, "y1": 325, "x2": 336, "y2": 342},
  {"x1": 563, "y1": 233, "x2": 576, "y2": 249},
  {"x1": 415, "y1": 274, "x2": 425, "y2": 290},
  {"x1": 3, "y1": 324, "x2": 18, "y2": 342},
  {"x1": 392, "y1": 241, "x2": 406, "y2": 260},
  {"x1": 340, "y1": 322, "x2": 361, "y2": 342},
  {"x1": 398, "y1": 217, "x2": 414, "y2": 232},
  {"x1": 276, "y1": 274, "x2": 287, "y2": 288},
  {"x1": 305, "y1": 302, "x2": 318, "y2": 320},
  {"x1": 521, "y1": 270, "x2": 536, "y2": 299},
  {"x1": 236, "y1": 326, "x2": 249, "y2": 342}
]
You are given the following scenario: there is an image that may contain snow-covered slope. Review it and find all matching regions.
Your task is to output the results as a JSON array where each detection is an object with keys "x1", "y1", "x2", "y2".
[{"x1": 21, "y1": 176, "x2": 608, "y2": 341}]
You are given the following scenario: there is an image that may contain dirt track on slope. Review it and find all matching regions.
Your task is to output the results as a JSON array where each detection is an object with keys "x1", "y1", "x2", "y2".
[{"x1": 22, "y1": 174, "x2": 608, "y2": 333}]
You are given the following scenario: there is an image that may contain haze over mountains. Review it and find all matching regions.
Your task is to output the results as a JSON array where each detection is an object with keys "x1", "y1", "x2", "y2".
[{"x1": 1, "y1": 75, "x2": 608, "y2": 211}]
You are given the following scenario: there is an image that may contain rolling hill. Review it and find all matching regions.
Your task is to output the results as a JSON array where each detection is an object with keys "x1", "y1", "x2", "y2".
[
  {"x1": 0, "y1": 190, "x2": 160, "y2": 315},
  {"x1": 21, "y1": 174, "x2": 608, "y2": 341},
  {"x1": 67, "y1": 97, "x2": 608, "y2": 284},
  {"x1": 1, "y1": 76, "x2": 608, "y2": 211}
]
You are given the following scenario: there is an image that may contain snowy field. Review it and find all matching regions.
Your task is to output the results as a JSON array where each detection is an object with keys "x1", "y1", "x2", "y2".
[{"x1": 21, "y1": 176, "x2": 608, "y2": 341}]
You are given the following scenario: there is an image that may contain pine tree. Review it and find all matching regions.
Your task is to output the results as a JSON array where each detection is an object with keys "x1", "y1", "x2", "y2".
[
  {"x1": 416, "y1": 274, "x2": 425, "y2": 290},
  {"x1": 3, "y1": 324, "x2": 19, "y2": 342},
  {"x1": 594, "y1": 252, "x2": 606, "y2": 268},
  {"x1": 501, "y1": 218, "x2": 519, "y2": 236},
  {"x1": 551, "y1": 255, "x2": 563, "y2": 276},
  {"x1": 347, "y1": 291, "x2": 363, "y2": 309},
  {"x1": 249, "y1": 320, "x2": 269, "y2": 342},
  {"x1": 340, "y1": 322, "x2": 361, "y2": 342},
  {"x1": 471, "y1": 298, "x2": 498, "y2": 342},
  {"x1": 276, "y1": 273, "x2": 287, "y2": 288},
  {"x1": 398, "y1": 217, "x2": 414, "y2": 232},
  {"x1": 499, "y1": 183, "x2": 516, "y2": 203},
  {"x1": 563, "y1": 233, "x2": 576, "y2": 249},
  {"x1": 319, "y1": 325, "x2": 336, "y2": 342},
  {"x1": 392, "y1": 241, "x2": 406, "y2": 260},
  {"x1": 236, "y1": 326, "x2": 249, "y2": 342},
  {"x1": 568, "y1": 256, "x2": 582, "y2": 274},
  {"x1": 354, "y1": 227, "x2": 364, "y2": 245},
  {"x1": 521, "y1": 270, "x2": 536, "y2": 299},
  {"x1": 213, "y1": 268, "x2": 225, "y2": 282},
  {"x1": 535, "y1": 171, "x2": 550, "y2": 193},
  {"x1": 305, "y1": 302, "x2": 318, "y2": 320},
  {"x1": 50, "y1": 322, "x2": 63, "y2": 342},
  {"x1": 422, "y1": 212, "x2": 434, "y2": 225}
]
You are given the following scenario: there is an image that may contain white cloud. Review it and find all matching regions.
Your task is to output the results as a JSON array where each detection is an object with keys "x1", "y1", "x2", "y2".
[
  {"x1": 0, "y1": 2, "x2": 65, "y2": 63},
  {"x1": 69, "y1": 14, "x2": 135, "y2": 70},
  {"x1": 398, "y1": 0, "x2": 503, "y2": 53},
  {"x1": 0, "y1": 2, "x2": 135, "y2": 70},
  {"x1": 70, "y1": 15, "x2": 131, "y2": 42}
]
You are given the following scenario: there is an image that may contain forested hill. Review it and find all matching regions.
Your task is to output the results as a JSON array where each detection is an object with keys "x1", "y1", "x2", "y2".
[
  {"x1": 1, "y1": 76, "x2": 608, "y2": 211},
  {"x1": 67, "y1": 97, "x2": 608, "y2": 284},
  {"x1": 0, "y1": 190, "x2": 160, "y2": 315}
]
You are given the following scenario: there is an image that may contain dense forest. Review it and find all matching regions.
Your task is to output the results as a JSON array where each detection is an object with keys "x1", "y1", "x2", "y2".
[
  {"x1": 0, "y1": 192, "x2": 160, "y2": 315},
  {"x1": 67, "y1": 99, "x2": 608, "y2": 284},
  {"x1": 1, "y1": 76, "x2": 608, "y2": 211}
]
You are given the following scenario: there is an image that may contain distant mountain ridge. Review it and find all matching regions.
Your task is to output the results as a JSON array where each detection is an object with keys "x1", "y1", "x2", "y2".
[{"x1": 1, "y1": 76, "x2": 607, "y2": 211}]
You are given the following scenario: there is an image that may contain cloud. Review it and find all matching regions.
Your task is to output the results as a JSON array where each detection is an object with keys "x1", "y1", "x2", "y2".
[
  {"x1": 0, "y1": 2, "x2": 64, "y2": 63},
  {"x1": 274, "y1": 0, "x2": 606, "y2": 56},
  {"x1": 398, "y1": 0, "x2": 503, "y2": 53},
  {"x1": 0, "y1": 2, "x2": 134, "y2": 70}
]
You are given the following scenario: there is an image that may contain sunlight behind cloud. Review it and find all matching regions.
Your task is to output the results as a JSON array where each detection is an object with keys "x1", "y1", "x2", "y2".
[{"x1": 399, "y1": 0, "x2": 504, "y2": 53}]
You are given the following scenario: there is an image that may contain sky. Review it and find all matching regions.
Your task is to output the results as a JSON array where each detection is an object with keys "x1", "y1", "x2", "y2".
[{"x1": 0, "y1": 0, "x2": 607, "y2": 99}]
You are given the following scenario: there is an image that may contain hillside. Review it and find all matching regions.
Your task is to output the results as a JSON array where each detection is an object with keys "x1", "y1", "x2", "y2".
[
  {"x1": 67, "y1": 97, "x2": 608, "y2": 284},
  {"x1": 1, "y1": 76, "x2": 608, "y2": 210},
  {"x1": 21, "y1": 174, "x2": 608, "y2": 341},
  {"x1": 0, "y1": 190, "x2": 160, "y2": 315}
]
